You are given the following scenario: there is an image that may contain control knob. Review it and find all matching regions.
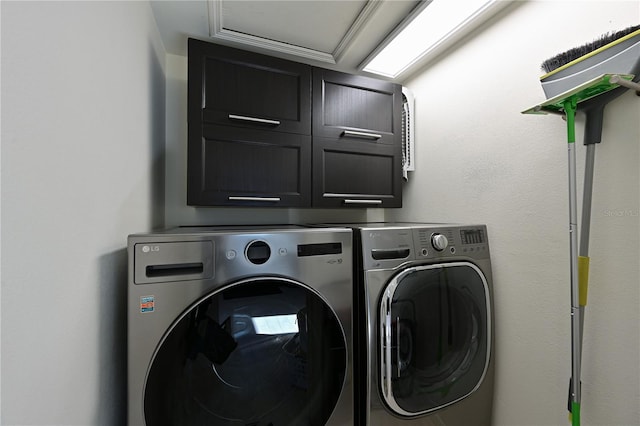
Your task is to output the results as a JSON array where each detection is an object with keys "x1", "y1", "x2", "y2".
[{"x1": 431, "y1": 233, "x2": 449, "y2": 251}]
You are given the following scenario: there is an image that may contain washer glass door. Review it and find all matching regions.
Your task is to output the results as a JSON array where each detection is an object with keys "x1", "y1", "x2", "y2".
[
  {"x1": 379, "y1": 262, "x2": 490, "y2": 416},
  {"x1": 144, "y1": 277, "x2": 347, "y2": 425}
]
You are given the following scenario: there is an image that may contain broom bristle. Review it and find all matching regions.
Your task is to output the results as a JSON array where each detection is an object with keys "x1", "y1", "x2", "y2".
[{"x1": 541, "y1": 25, "x2": 640, "y2": 73}]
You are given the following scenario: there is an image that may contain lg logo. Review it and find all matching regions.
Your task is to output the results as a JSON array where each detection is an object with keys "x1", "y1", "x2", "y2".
[{"x1": 142, "y1": 245, "x2": 160, "y2": 253}]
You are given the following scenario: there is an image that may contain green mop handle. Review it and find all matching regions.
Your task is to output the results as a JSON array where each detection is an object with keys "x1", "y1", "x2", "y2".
[
  {"x1": 522, "y1": 75, "x2": 637, "y2": 426},
  {"x1": 564, "y1": 98, "x2": 582, "y2": 426}
]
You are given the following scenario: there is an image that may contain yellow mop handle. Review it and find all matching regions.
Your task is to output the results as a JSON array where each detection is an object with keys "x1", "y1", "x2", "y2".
[{"x1": 578, "y1": 256, "x2": 589, "y2": 306}]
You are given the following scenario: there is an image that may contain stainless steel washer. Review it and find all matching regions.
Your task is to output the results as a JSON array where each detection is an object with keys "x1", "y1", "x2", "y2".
[
  {"x1": 352, "y1": 223, "x2": 494, "y2": 426},
  {"x1": 127, "y1": 226, "x2": 353, "y2": 425}
]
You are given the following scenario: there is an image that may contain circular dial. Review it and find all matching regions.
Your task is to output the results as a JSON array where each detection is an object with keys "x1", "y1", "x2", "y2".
[
  {"x1": 431, "y1": 233, "x2": 449, "y2": 251},
  {"x1": 246, "y1": 240, "x2": 271, "y2": 264}
]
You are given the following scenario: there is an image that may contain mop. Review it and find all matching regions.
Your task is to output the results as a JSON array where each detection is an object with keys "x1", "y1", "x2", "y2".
[{"x1": 522, "y1": 25, "x2": 640, "y2": 426}]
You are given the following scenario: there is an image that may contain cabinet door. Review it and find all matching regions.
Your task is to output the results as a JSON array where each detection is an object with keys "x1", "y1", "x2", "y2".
[
  {"x1": 312, "y1": 68, "x2": 402, "y2": 208},
  {"x1": 188, "y1": 125, "x2": 311, "y2": 207},
  {"x1": 313, "y1": 68, "x2": 401, "y2": 144},
  {"x1": 312, "y1": 136, "x2": 402, "y2": 208},
  {"x1": 189, "y1": 39, "x2": 311, "y2": 135}
]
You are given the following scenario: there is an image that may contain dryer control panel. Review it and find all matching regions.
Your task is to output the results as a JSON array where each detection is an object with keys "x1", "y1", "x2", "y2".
[
  {"x1": 415, "y1": 226, "x2": 489, "y2": 260},
  {"x1": 359, "y1": 223, "x2": 490, "y2": 270},
  {"x1": 456, "y1": 227, "x2": 489, "y2": 257}
]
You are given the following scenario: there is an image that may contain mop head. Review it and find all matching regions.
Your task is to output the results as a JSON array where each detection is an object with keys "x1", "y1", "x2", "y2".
[
  {"x1": 523, "y1": 25, "x2": 640, "y2": 115},
  {"x1": 522, "y1": 73, "x2": 634, "y2": 115},
  {"x1": 539, "y1": 25, "x2": 640, "y2": 99}
]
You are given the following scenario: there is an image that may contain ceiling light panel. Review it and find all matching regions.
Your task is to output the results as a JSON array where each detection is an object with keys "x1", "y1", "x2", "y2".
[{"x1": 363, "y1": 0, "x2": 498, "y2": 78}]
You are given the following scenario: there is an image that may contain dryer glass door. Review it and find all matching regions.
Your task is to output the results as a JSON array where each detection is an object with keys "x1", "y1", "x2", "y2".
[
  {"x1": 379, "y1": 262, "x2": 490, "y2": 416},
  {"x1": 144, "y1": 278, "x2": 347, "y2": 425}
]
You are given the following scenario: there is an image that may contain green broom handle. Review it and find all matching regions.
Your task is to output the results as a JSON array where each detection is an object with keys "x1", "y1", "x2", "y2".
[
  {"x1": 564, "y1": 98, "x2": 582, "y2": 426},
  {"x1": 570, "y1": 86, "x2": 630, "y2": 425}
]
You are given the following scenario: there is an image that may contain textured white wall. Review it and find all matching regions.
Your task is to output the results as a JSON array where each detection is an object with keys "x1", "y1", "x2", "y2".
[
  {"x1": 1, "y1": 1, "x2": 166, "y2": 424},
  {"x1": 391, "y1": 2, "x2": 640, "y2": 425}
]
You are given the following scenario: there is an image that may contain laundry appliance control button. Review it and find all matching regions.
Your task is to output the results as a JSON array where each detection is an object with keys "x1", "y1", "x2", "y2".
[
  {"x1": 246, "y1": 240, "x2": 271, "y2": 265},
  {"x1": 431, "y1": 233, "x2": 449, "y2": 251}
]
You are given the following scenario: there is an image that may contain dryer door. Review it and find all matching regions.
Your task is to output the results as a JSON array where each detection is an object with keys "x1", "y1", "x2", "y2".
[
  {"x1": 379, "y1": 262, "x2": 490, "y2": 417},
  {"x1": 144, "y1": 277, "x2": 347, "y2": 425}
]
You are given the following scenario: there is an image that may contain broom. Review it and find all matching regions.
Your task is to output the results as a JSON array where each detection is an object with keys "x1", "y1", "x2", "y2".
[{"x1": 523, "y1": 24, "x2": 640, "y2": 426}]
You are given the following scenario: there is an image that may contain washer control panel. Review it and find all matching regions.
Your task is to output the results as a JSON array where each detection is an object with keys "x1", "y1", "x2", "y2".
[
  {"x1": 131, "y1": 226, "x2": 352, "y2": 285},
  {"x1": 359, "y1": 223, "x2": 490, "y2": 270},
  {"x1": 431, "y1": 233, "x2": 449, "y2": 251},
  {"x1": 416, "y1": 228, "x2": 456, "y2": 257},
  {"x1": 457, "y1": 227, "x2": 489, "y2": 256},
  {"x1": 416, "y1": 226, "x2": 489, "y2": 259}
]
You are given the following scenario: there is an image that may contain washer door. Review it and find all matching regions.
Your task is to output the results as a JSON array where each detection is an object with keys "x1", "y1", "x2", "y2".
[
  {"x1": 379, "y1": 262, "x2": 490, "y2": 417},
  {"x1": 144, "y1": 277, "x2": 347, "y2": 425}
]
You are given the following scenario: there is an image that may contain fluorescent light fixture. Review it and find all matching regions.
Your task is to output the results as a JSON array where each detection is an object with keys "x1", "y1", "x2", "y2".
[{"x1": 362, "y1": 0, "x2": 498, "y2": 78}]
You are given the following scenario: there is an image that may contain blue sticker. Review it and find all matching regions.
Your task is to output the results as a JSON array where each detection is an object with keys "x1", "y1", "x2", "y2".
[{"x1": 140, "y1": 295, "x2": 155, "y2": 313}]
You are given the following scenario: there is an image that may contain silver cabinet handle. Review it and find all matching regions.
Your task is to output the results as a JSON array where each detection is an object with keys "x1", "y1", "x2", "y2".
[
  {"x1": 343, "y1": 199, "x2": 383, "y2": 205},
  {"x1": 228, "y1": 114, "x2": 281, "y2": 126},
  {"x1": 228, "y1": 196, "x2": 281, "y2": 202},
  {"x1": 341, "y1": 130, "x2": 382, "y2": 140}
]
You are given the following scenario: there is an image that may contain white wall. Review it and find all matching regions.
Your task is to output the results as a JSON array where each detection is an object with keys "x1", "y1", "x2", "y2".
[
  {"x1": 1, "y1": 1, "x2": 166, "y2": 424},
  {"x1": 391, "y1": 2, "x2": 640, "y2": 425}
]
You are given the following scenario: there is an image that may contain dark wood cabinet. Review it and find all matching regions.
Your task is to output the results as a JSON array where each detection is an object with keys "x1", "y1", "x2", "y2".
[
  {"x1": 188, "y1": 125, "x2": 311, "y2": 207},
  {"x1": 312, "y1": 68, "x2": 402, "y2": 207},
  {"x1": 187, "y1": 39, "x2": 402, "y2": 208},
  {"x1": 189, "y1": 39, "x2": 311, "y2": 135},
  {"x1": 313, "y1": 136, "x2": 401, "y2": 207},
  {"x1": 187, "y1": 39, "x2": 312, "y2": 206}
]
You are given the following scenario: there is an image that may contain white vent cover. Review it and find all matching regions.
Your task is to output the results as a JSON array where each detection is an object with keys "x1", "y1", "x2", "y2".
[{"x1": 401, "y1": 87, "x2": 415, "y2": 177}]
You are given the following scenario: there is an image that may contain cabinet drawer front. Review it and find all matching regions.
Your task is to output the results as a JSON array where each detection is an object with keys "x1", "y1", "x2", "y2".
[
  {"x1": 189, "y1": 39, "x2": 311, "y2": 135},
  {"x1": 188, "y1": 125, "x2": 311, "y2": 207},
  {"x1": 312, "y1": 137, "x2": 402, "y2": 208},
  {"x1": 313, "y1": 68, "x2": 401, "y2": 144}
]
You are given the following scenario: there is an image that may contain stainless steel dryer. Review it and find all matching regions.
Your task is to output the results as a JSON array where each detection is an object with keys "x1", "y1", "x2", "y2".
[
  {"x1": 127, "y1": 226, "x2": 353, "y2": 426},
  {"x1": 352, "y1": 223, "x2": 494, "y2": 426}
]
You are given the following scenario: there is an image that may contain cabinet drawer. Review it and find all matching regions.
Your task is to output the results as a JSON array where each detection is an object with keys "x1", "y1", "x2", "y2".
[
  {"x1": 188, "y1": 125, "x2": 311, "y2": 207},
  {"x1": 313, "y1": 68, "x2": 401, "y2": 144},
  {"x1": 189, "y1": 39, "x2": 311, "y2": 135},
  {"x1": 312, "y1": 137, "x2": 402, "y2": 208}
]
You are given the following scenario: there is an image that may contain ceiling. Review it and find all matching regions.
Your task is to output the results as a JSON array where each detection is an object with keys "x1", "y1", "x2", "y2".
[{"x1": 150, "y1": 0, "x2": 425, "y2": 77}]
